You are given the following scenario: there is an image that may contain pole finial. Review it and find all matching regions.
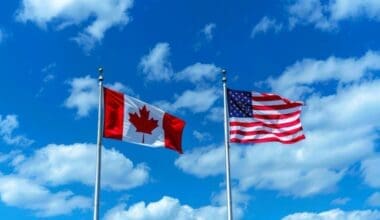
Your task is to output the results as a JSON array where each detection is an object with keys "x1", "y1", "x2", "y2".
[
  {"x1": 98, "y1": 67, "x2": 104, "y2": 82},
  {"x1": 221, "y1": 69, "x2": 227, "y2": 83}
]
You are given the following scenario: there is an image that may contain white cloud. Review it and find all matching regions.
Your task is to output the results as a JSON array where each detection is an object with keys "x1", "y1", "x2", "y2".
[
  {"x1": 176, "y1": 51, "x2": 380, "y2": 197},
  {"x1": 287, "y1": 0, "x2": 380, "y2": 31},
  {"x1": 282, "y1": 209, "x2": 380, "y2": 220},
  {"x1": 139, "y1": 42, "x2": 222, "y2": 85},
  {"x1": 16, "y1": 0, "x2": 134, "y2": 50},
  {"x1": 361, "y1": 155, "x2": 380, "y2": 188},
  {"x1": 170, "y1": 88, "x2": 219, "y2": 113},
  {"x1": 268, "y1": 51, "x2": 380, "y2": 99},
  {"x1": 64, "y1": 75, "x2": 132, "y2": 117},
  {"x1": 330, "y1": 0, "x2": 380, "y2": 21},
  {"x1": 368, "y1": 192, "x2": 380, "y2": 207},
  {"x1": 104, "y1": 196, "x2": 242, "y2": 220},
  {"x1": 175, "y1": 145, "x2": 226, "y2": 178},
  {"x1": 14, "y1": 143, "x2": 149, "y2": 190},
  {"x1": 42, "y1": 63, "x2": 56, "y2": 83},
  {"x1": 177, "y1": 143, "x2": 346, "y2": 197},
  {"x1": 0, "y1": 114, "x2": 34, "y2": 147},
  {"x1": 193, "y1": 130, "x2": 212, "y2": 142},
  {"x1": 43, "y1": 74, "x2": 55, "y2": 83},
  {"x1": 175, "y1": 63, "x2": 220, "y2": 84},
  {"x1": 251, "y1": 16, "x2": 283, "y2": 38},
  {"x1": 254, "y1": 0, "x2": 380, "y2": 34},
  {"x1": 0, "y1": 174, "x2": 91, "y2": 217},
  {"x1": 0, "y1": 150, "x2": 22, "y2": 164},
  {"x1": 41, "y1": 62, "x2": 56, "y2": 73},
  {"x1": 202, "y1": 23, "x2": 216, "y2": 41},
  {"x1": 64, "y1": 75, "x2": 98, "y2": 117},
  {"x1": 211, "y1": 188, "x2": 250, "y2": 209},
  {"x1": 139, "y1": 42, "x2": 173, "y2": 81},
  {"x1": 206, "y1": 107, "x2": 224, "y2": 122},
  {"x1": 331, "y1": 197, "x2": 350, "y2": 206},
  {"x1": 288, "y1": 0, "x2": 335, "y2": 31}
]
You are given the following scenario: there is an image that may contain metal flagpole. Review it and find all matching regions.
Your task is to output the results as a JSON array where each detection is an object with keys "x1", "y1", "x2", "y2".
[
  {"x1": 222, "y1": 69, "x2": 233, "y2": 220},
  {"x1": 93, "y1": 67, "x2": 104, "y2": 220}
]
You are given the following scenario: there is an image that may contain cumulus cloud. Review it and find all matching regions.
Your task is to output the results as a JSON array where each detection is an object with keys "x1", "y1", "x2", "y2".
[
  {"x1": 256, "y1": 0, "x2": 380, "y2": 34},
  {"x1": 282, "y1": 209, "x2": 380, "y2": 220},
  {"x1": 157, "y1": 88, "x2": 219, "y2": 113},
  {"x1": 206, "y1": 107, "x2": 224, "y2": 122},
  {"x1": 288, "y1": 0, "x2": 380, "y2": 31},
  {"x1": 176, "y1": 51, "x2": 380, "y2": 197},
  {"x1": 64, "y1": 75, "x2": 132, "y2": 117},
  {"x1": 14, "y1": 143, "x2": 149, "y2": 190},
  {"x1": 139, "y1": 42, "x2": 173, "y2": 81},
  {"x1": 268, "y1": 51, "x2": 380, "y2": 99},
  {"x1": 175, "y1": 63, "x2": 220, "y2": 84},
  {"x1": 192, "y1": 130, "x2": 212, "y2": 142},
  {"x1": 330, "y1": 0, "x2": 380, "y2": 21},
  {"x1": 104, "y1": 196, "x2": 243, "y2": 220},
  {"x1": 16, "y1": 0, "x2": 134, "y2": 50},
  {"x1": 175, "y1": 145, "x2": 226, "y2": 178},
  {"x1": 202, "y1": 23, "x2": 216, "y2": 41},
  {"x1": 0, "y1": 150, "x2": 22, "y2": 164},
  {"x1": 0, "y1": 114, "x2": 34, "y2": 147},
  {"x1": 288, "y1": 0, "x2": 335, "y2": 30},
  {"x1": 64, "y1": 76, "x2": 98, "y2": 117},
  {"x1": 368, "y1": 192, "x2": 380, "y2": 207},
  {"x1": 361, "y1": 155, "x2": 380, "y2": 188},
  {"x1": 0, "y1": 174, "x2": 91, "y2": 217},
  {"x1": 139, "y1": 42, "x2": 222, "y2": 85},
  {"x1": 176, "y1": 143, "x2": 345, "y2": 197},
  {"x1": 331, "y1": 197, "x2": 350, "y2": 206},
  {"x1": 251, "y1": 16, "x2": 283, "y2": 38},
  {"x1": 139, "y1": 46, "x2": 222, "y2": 113}
]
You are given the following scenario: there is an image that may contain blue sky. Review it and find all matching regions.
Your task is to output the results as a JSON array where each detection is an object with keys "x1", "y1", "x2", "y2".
[{"x1": 1, "y1": 0, "x2": 380, "y2": 219}]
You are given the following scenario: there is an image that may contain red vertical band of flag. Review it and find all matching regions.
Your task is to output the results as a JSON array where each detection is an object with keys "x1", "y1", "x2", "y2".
[
  {"x1": 163, "y1": 113, "x2": 185, "y2": 154},
  {"x1": 103, "y1": 87, "x2": 124, "y2": 140}
]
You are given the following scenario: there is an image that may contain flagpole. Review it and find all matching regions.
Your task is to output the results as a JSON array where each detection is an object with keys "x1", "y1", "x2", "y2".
[
  {"x1": 222, "y1": 69, "x2": 233, "y2": 220},
  {"x1": 93, "y1": 67, "x2": 104, "y2": 220}
]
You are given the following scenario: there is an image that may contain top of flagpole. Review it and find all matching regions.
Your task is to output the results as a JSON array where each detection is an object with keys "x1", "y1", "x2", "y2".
[
  {"x1": 221, "y1": 69, "x2": 227, "y2": 82},
  {"x1": 98, "y1": 67, "x2": 104, "y2": 82}
]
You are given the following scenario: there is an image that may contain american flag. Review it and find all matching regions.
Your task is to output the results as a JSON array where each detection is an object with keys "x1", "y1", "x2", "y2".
[{"x1": 227, "y1": 88, "x2": 305, "y2": 144}]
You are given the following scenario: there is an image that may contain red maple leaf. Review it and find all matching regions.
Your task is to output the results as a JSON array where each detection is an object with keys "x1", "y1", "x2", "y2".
[{"x1": 129, "y1": 105, "x2": 159, "y2": 143}]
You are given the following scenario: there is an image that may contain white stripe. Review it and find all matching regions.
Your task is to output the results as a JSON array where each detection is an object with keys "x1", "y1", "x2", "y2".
[
  {"x1": 253, "y1": 106, "x2": 301, "y2": 115},
  {"x1": 229, "y1": 117, "x2": 256, "y2": 123},
  {"x1": 253, "y1": 100, "x2": 286, "y2": 106},
  {"x1": 254, "y1": 114, "x2": 300, "y2": 124},
  {"x1": 230, "y1": 131, "x2": 304, "y2": 141},
  {"x1": 230, "y1": 123, "x2": 302, "y2": 133},
  {"x1": 230, "y1": 114, "x2": 300, "y2": 124},
  {"x1": 251, "y1": 92, "x2": 278, "y2": 97}
]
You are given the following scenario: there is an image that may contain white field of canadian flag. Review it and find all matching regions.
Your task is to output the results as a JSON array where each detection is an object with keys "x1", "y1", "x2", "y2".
[{"x1": 103, "y1": 87, "x2": 185, "y2": 154}]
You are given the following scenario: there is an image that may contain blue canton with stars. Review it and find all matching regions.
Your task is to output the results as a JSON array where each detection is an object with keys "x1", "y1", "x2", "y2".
[{"x1": 227, "y1": 89, "x2": 253, "y2": 117}]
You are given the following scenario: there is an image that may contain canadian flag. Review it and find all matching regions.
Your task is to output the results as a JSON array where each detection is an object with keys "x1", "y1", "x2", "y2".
[{"x1": 103, "y1": 87, "x2": 185, "y2": 154}]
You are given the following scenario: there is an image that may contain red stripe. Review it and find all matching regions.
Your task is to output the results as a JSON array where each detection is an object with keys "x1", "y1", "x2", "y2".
[
  {"x1": 230, "y1": 127, "x2": 303, "y2": 137},
  {"x1": 230, "y1": 119, "x2": 301, "y2": 129},
  {"x1": 253, "y1": 103, "x2": 302, "y2": 110},
  {"x1": 254, "y1": 111, "x2": 301, "y2": 120},
  {"x1": 103, "y1": 87, "x2": 124, "y2": 140},
  {"x1": 230, "y1": 134, "x2": 305, "y2": 144},
  {"x1": 252, "y1": 93, "x2": 293, "y2": 102},
  {"x1": 163, "y1": 113, "x2": 185, "y2": 154}
]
